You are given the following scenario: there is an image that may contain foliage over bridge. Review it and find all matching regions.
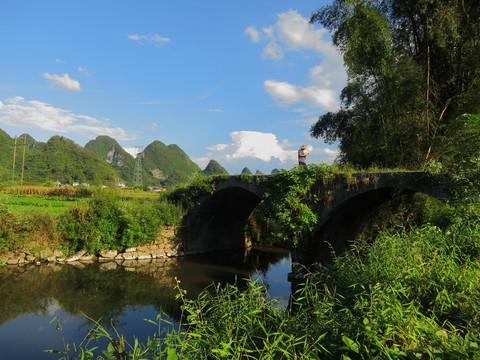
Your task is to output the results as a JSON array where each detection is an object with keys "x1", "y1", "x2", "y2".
[{"x1": 180, "y1": 171, "x2": 450, "y2": 270}]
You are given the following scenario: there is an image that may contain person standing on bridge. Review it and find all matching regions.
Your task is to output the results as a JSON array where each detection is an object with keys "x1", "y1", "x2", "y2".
[{"x1": 298, "y1": 145, "x2": 309, "y2": 166}]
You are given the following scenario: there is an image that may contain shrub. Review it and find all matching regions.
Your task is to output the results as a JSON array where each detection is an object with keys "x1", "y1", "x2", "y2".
[
  {"x1": 0, "y1": 204, "x2": 24, "y2": 252},
  {"x1": 58, "y1": 189, "x2": 181, "y2": 254}
]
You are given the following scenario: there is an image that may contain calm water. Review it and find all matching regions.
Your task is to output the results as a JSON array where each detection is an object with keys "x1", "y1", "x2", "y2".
[{"x1": 0, "y1": 247, "x2": 291, "y2": 360}]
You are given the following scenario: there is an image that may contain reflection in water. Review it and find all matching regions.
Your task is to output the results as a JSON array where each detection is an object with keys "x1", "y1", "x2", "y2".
[{"x1": 0, "y1": 247, "x2": 290, "y2": 360}]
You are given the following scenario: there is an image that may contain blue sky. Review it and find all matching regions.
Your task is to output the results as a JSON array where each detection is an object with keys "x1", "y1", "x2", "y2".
[{"x1": 0, "y1": 0, "x2": 346, "y2": 174}]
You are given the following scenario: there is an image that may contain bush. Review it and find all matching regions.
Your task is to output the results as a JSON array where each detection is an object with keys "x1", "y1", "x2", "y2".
[
  {"x1": 155, "y1": 199, "x2": 184, "y2": 226},
  {"x1": 59, "y1": 189, "x2": 128, "y2": 253},
  {"x1": 0, "y1": 204, "x2": 24, "y2": 253},
  {"x1": 58, "y1": 189, "x2": 183, "y2": 254}
]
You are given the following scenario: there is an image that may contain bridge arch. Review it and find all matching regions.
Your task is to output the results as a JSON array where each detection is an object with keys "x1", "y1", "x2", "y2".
[
  {"x1": 297, "y1": 172, "x2": 450, "y2": 267},
  {"x1": 183, "y1": 178, "x2": 264, "y2": 254}
]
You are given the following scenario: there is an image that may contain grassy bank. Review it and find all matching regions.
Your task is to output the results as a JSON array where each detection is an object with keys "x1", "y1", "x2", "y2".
[{"x1": 0, "y1": 188, "x2": 183, "y2": 257}]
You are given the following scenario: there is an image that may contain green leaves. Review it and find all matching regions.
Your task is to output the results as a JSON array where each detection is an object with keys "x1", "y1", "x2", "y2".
[
  {"x1": 310, "y1": 0, "x2": 480, "y2": 169},
  {"x1": 263, "y1": 164, "x2": 334, "y2": 246}
]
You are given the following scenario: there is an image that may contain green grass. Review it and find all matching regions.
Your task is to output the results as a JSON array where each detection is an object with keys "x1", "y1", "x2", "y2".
[
  {"x1": 0, "y1": 194, "x2": 83, "y2": 216},
  {"x1": 0, "y1": 189, "x2": 160, "y2": 216}
]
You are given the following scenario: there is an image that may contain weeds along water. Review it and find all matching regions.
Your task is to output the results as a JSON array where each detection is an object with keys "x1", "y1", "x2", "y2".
[{"x1": 46, "y1": 202, "x2": 480, "y2": 359}]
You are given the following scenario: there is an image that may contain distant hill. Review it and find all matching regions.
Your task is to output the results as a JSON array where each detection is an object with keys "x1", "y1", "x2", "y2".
[
  {"x1": 0, "y1": 130, "x2": 204, "y2": 186},
  {"x1": 85, "y1": 136, "x2": 155, "y2": 185},
  {"x1": 0, "y1": 131, "x2": 45, "y2": 181},
  {"x1": 203, "y1": 159, "x2": 228, "y2": 176},
  {"x1": 0, "y1": 129, "x2": 15, "y2": 179},
  {"x1": 24, "y1": 136, "x2": 119, "y2": 184},
  {"x1": 241, "y1": 167, "x2": 252, "y2": 175},
  {"x1": 142, "y1": 141, "x2": 202, "y2": 186}
]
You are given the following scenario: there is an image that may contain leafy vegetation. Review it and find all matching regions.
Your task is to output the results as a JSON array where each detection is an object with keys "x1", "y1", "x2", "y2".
[
  {"x1": 310, "y1": 0, "x2": 480, "y2": 169},
  {"x1": 0, "y1": 194, "x2": 82, "y2": 216},
  {"x1": 261, "y1": 164, "x2": 336, "y2": 246},
  {"x1": 48, "y1": 193, "x2": 480, "y2": 359},
  {"x1": 58, "y1": 189, "x2": 184, "y2": 254},
  {"x1": 0, "y1": 188, "x2": 183, "y2": 255}
]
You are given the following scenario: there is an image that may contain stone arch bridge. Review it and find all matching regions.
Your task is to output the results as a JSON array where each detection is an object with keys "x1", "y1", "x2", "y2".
[{"x1": 181, "y1": 172, "x2": 450, "y2": 269}]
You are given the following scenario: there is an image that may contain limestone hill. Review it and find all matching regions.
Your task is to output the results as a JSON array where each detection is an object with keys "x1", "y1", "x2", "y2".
[
  {"x1": 142, "y1": 141, "x2": 202, "y2": 186},
  {"x1": 0, "y1": 129, "x2": 212, "y2": 187},
  {"x1": 203, "y1": 159, "x2": 229, "y2": 176}
]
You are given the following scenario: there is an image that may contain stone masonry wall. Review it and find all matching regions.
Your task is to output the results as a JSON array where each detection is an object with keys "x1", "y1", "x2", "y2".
[{"x1": 0, "y1": 226, "x2": 182, "y2": 266}]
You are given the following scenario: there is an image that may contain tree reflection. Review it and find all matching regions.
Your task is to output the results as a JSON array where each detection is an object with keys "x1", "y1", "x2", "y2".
[{"x1": 0, "y1": 247, "x2": 289, "y2": 329}]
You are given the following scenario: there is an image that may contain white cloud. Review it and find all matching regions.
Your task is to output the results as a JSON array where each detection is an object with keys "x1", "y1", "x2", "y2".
[
  {"x1": 209, "y1": 109, "x2": 222, "y2": 113},
  {"x1": 42, "y1": 72, "x2": 81, "y2": 91},
  {"x1": 251, "y1": 10, "x2": 346, "y2": 112},
  {"x1": 323, "y1": 148, "x2": 338, "y2": 155},
  {"x1": 78, "y1": 66, "x2": 91, "y2": 76},
  {"x1": 264, "y1": 80, "x2": 339, "y2": 111},
  {"x1": 276, "y1": 10, "x2": 334, "y2": 55},
  {"x1": 76, "y1": 114, "x2": 101, "y2": 124},
  {"x1": 207, "y1": 143, "x2": 229, "y2": 151},
  {"x1": 0, "y1": 96, "x2": 135, "y2": 141},
  {"x1": 123, "y1": 147, "x2": 140, "y2": 158},
  {"x1": 309, "y1": 65, "x2": 332, "y2": 87},
  {"x1": 262, "y1": 26, "x2": 274, "y2": 38},
  {"x1": 207, "y1": 131, "x2": 297, "y2": 163},
  {"x1": 262, "y1": 41, "x2": 284, "y2": 60},
  {"x1": 127, "y1": 33, "x2": 170, "y2": 47},
  {"x1": 315, "y1": 147, "x2": 340, "y2": 163},
  {"x1": 55, "y1": 58, "x2": 65, "y2": 64},
  {"x1": 245, "y1": 26, "x2": 260, "y2": 42},
  {"x1": 192, "y1": 156, "x2": 210, "y2": 170},
  {"x1": 202, "y1": 131, "x2": 339, "y2": 169}
]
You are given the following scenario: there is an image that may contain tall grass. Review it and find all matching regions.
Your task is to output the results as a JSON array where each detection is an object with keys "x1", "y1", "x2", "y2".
[{"x1": 48, "y1": 200, "x2": 480, "y2": 359}]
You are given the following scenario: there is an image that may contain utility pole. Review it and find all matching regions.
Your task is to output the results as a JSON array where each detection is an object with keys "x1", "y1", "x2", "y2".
[
  {"x1": 20, "y1": 135, "x2": 26, "y2": 185},
  {"x1": 11, "y1": 136, "x2": 17, "y2": 183},
  {"x1": 133, "y1": 146, "x2": 144, "y2": 188}
]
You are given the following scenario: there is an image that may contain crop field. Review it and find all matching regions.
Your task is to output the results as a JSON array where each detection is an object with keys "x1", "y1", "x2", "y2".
[
  {"x1": 0, "y1": 188, "x2": 160, "y2": 216},
  {"x1": 0, "y1": 194, "x2": 83, "y2": 215}
]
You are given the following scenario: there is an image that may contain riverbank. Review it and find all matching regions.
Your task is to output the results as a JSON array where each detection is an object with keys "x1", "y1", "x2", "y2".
[
  {"x1": 0, "y1": 188, "x2": 186, "y2": 266},
  {"x1": 0, "y1": 226, "x2": 181, "y2": 265}
]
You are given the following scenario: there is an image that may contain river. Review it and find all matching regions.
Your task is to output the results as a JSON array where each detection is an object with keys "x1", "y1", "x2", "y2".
[{"x1": 0, "y1": 247, "x2": 291, "y2": 360}]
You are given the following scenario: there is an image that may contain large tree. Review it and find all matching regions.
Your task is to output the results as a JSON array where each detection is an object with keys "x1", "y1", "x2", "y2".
[{"x1": 310, "y1": 0, "x2": 480, "y2": 168}]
